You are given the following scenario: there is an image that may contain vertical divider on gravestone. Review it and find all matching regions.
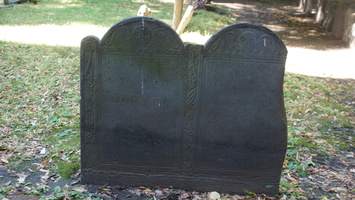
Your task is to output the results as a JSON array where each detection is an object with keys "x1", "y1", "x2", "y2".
[
  {"x1": 182, "y1": 43, "x2": 203, "y2": 178},
  {"x1": 80, "y1": 35, "x2": 100, "y2": 181}
]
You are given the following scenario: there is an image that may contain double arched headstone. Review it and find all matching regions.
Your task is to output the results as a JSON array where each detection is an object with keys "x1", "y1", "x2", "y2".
[{"x1": 80, "y1": 17, "x2": 287, "y2": 195}]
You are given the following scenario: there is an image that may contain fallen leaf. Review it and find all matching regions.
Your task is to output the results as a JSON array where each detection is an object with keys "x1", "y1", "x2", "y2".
[
  {"x1": 155, "y1": 189, "x2": 163, "y2": 196},
  {"x1": 40, "y1": 175, "x2": 50, "y2": 180},
  {"x1": 24, "y1": 186, "x2": 32, "y2": 191},
  {"x1": 41, "y1": 160, "x2": 48, "y2": 166},
  {"x1": 181, "y1": 192, "x2": 191, "y2": 199},
  {"x1": 40, "y1": 148, "x2": 47, "y2": 154},
  {"x1": 4, "y1": 181, "x2": 11, "y2": 186},
  {"x1": 207, "y1": 191, "x2": 221, "y2": 200},
  {"x1": 63, "y1": 185, "x2": 70, "y2": 200},
  {"x1": 143, "y1": 188, "x2": 151, "y2": 194},
  {"x1": 0, "y1": 146, "x2": 8, "y2": 151},
  {"x1": 328, "y1": 187, "x2": 346, "y2": 193},
  {"x1": 17, "y1": 174, "x2": 28, "y2": 184},
  {"x1": 1, "y1": 159, "x2": 9, "y2": 164}
]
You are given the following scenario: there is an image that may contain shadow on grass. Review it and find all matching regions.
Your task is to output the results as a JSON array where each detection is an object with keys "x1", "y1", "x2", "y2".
[
  {"x1": 211, "y1": 0, "x2": 350, "y2": 50},
  {"x1": 1, "y1": 0, "x2": 352, "y2": 51}
]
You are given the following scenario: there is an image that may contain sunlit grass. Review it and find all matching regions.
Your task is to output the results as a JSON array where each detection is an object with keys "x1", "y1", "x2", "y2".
[
  {"x1": 0, "y1": 0, "x2": 175, "y2": 27},
  {"x1": 0, "y1": 0, "x2": 234, "y2": 36},
  {"x1": 186, "y1": 10, "x2": 236, "y2": 35}
]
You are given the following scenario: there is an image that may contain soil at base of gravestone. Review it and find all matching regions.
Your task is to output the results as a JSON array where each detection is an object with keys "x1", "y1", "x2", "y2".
[{"x1": 1, "y1": 0, "x2": 354, "y2": 199}]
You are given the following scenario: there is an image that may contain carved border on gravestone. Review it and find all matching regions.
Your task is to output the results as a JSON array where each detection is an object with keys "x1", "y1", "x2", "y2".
[
  {"x1": 204, "y1": 23, "x2": 287, "y2": 60},
  {"x1": 100, "y1": 17, "x2": 184, "y2": 53},
  {"x1": 80, "y1": 36, "x2": 99, "y2": 171},
  {"x1": 182, "y1": 44, "x2": 202, "y2": 175}
]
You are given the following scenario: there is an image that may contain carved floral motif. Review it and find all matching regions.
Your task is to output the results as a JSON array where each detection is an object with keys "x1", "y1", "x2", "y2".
[
  {"x1": 101, "y1": 17, "x2": 183, "y2": 53},
  {"x1": 80, "y1": 36, "x2": 99, "y2": 169},
  {"x1": 183, "y1": 45, "x2": 200, "y2": 175},
  {"x1": 205, "y1": 24, "x2": 287, "y2": 59}
]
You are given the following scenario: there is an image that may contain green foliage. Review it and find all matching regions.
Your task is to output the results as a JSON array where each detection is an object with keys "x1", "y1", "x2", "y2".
[
  {"x1": 57, "y1": 161, "x2": 80, "y2": 180},
  {"x1": 38, "y1": 185, "x2": 101, "y2": 200},
  {"x1": 279, "y1": 177, "x2": 307, "y2": 199},
  {"x1": 0, "y1": 185, "x2": 14, "y2": 196}
]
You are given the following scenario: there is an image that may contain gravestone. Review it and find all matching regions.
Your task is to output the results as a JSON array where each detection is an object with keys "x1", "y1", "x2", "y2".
[{"x1": 80, "y1": 17, "x2": 288, "y2": 195}]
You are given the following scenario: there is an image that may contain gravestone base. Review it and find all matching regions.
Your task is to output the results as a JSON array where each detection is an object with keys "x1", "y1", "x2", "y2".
[
  {"x1": 80, "y1": 17, "x2": 287, "y2": 195},
  {"x1": 82, "y1": 172, "x2": 281, "y2": 194}
]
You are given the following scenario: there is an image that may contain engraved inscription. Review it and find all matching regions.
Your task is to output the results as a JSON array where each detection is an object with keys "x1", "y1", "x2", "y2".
[
  {"x1": 109, "y1": 95, "x2": 172, "y2": 108},
  {"x1": 98, "y1": 53, "x2": 183, "y2": 167},
  {"x1": 196, "y1": 59, "x2": 285, "y2": 171}
]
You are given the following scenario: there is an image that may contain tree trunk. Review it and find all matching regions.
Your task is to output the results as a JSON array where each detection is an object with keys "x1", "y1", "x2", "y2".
[
  {"x1": 331, "y1": 0, "x2": 345, "y2": 38},
  {"x1": 299, "y1": 0, "x2": 305, "y2": 9},
  {"x1": 315, "y1": 0, "x2": 324, "y2": 23},
  {"x1": 172, "y1": 0, "x2": 184, "y2": 30},
  {"x1": 4, "y1": 0, "x2": 10, "y2": 5},
  {"x1": 304, "y1": 0, "x2": 313, "y2": 17},
  {"x1": 176, "y1": 5, "x2": 194, "y2": 35}
]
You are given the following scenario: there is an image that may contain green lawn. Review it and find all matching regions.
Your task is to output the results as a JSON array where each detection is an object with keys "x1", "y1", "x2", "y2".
[{"x1": 0, "y1": 0, "x2": 234, "y2": 35}]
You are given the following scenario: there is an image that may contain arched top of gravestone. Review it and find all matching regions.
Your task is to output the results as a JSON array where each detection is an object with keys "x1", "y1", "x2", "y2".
[
  {"x1": 204, "y1": 23, "x2": 287, "y2": 60},
  {"x1": 100, "y1": 17, "x2": 185, "y2": 54}
]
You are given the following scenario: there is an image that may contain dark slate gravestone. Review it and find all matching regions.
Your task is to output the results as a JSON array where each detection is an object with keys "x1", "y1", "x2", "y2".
[{"x1": 80, "y1": 17, "x2": 288, "y2": 195}]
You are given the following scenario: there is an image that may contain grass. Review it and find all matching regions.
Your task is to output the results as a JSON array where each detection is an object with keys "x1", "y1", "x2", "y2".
[
  {"x1": 57, "y1": 161, "x2": 80, "y2": 180},
  {"x1": 0, "y1": 0, "x2": 235, "y2": 34},
  {"x1": 0, "y1": 41, "x2": 81, "y2": 166},
  {"x1": 186, "y1": 9, "x2": 235, "y2": 35},
  {"x1": 1, "y1": 0, "x2": 137, "y2": 27}
]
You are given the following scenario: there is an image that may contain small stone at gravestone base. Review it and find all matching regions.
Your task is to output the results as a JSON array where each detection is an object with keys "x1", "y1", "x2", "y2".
[
  {"x1": 207, "y1": 191, "x2": 221, "y2": 200},
  {"x1": 80, "y1": 17, "x2": 287, "y2": 195},
  {"x1": 154, "y1": 189, "x2": 164, "y2": 197}
]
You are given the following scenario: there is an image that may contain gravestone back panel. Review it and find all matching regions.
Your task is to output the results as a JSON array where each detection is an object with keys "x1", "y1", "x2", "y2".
[
  {"x1": 81, "y1": 17, "x2": 287, "y2": 195},
  {"x1": 194, "y1": 24, "x2": 288, "y2": 192},
  {"x1": 81, "y1": 17, "x2": 186, "y2": 175}
]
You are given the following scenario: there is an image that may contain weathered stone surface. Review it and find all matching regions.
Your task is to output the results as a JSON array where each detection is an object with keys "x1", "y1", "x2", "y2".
[{"x1": 80, "y1": 17, "x2": 288, "y2": 195}]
